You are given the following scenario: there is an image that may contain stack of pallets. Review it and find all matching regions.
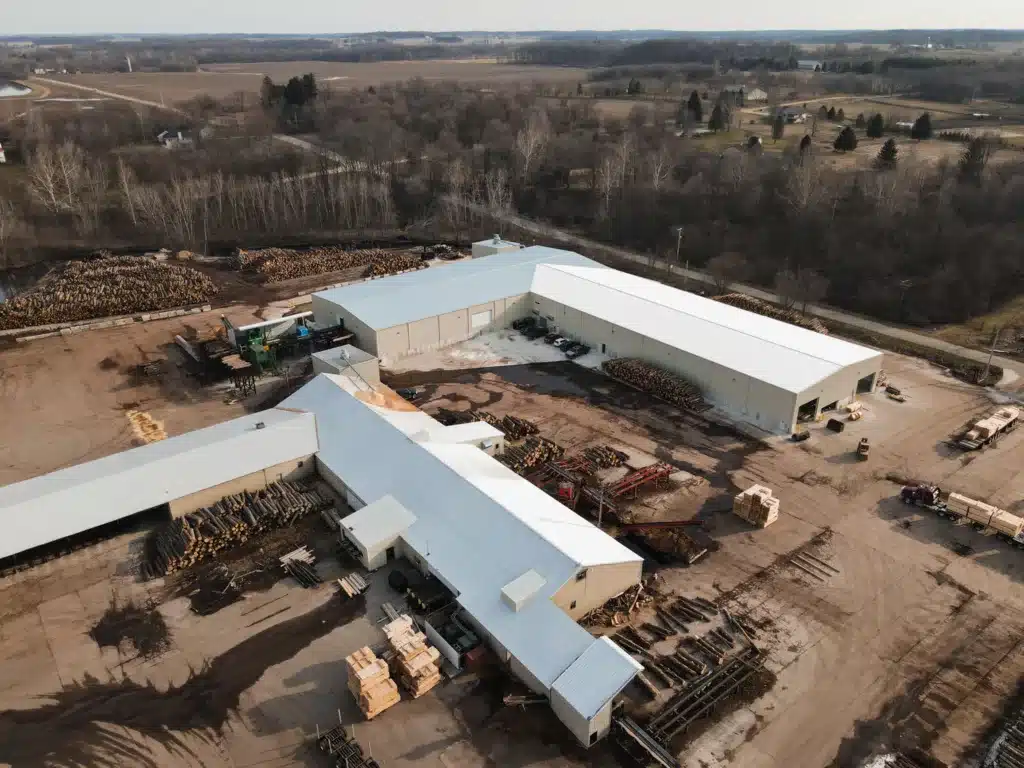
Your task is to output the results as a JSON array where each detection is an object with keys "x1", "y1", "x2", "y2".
[
  {"x1": 346, "y1": 647, "x2": 400, "y2": 719},
  {"x1": 733, "y1": 485, "x2": 780, "y2": 528},
  {"x1": 383, "y1": 615, "x2": 442, "y2": 698}
]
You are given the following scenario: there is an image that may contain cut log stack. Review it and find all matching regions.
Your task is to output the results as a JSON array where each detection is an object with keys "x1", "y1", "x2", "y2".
[
  {"x1": 234, "y1": 246, "x2": 425, "y2": 283},
  {"x1": 733, "y1": 485, "x2": 780, "y2": 529},
  {"x1": 714, "y1": 293, "x2": 829, "y2": 334},
  {"x1": 602, "y1": 359, "x2": 710, "y2": 413},
  {"x1": 477, "y1": 411, "x2": 539, "y2": 441},
  {"x1": 0, "y1": 255, "x2": 218, "y2": 331},
  {"x1": 434, "y1": 408, "x2": 477, "y2": 426},
  {"x1": 498, "y1": 436, "x2": 565, "y2": 474},
  {"x1": 346, "y1": 647, "x2": 401, "y2": 720},
  {"x1": 144, "y1": 481, "x2": 334, "y2": 578},
  {"x1": 583, "y1": 445, "x2": 629, "y2": 469},
  {"x1": 383, "y1": 615, "x2": 442, "y2": 698}
]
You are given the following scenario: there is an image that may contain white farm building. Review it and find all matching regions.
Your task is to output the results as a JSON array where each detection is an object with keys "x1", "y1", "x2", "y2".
[{"x1": 313, "y1": 247, "x2": 883, "y2": 434}]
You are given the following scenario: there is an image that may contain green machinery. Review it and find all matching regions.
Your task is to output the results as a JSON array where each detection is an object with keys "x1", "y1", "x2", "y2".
[{"x1": 222, "y1": 312, "x2": 314, "y2": 374}]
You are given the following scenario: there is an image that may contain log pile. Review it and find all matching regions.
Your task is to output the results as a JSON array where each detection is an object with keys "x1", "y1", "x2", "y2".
[
  {"x1": 233, "y1": 246, "x2": 425, "y2": 283},
  {"x1": 498, "y1": 436, "x2": 564, "y2": 474},
  {"x1": 346, "y1": 647, "x2": 401, "y2": 720},
  {"x1": 143, "y1": 481, "x2": 333, "y2": 578},
  {"x1": 383, "y1": 615, "x2": 442, "y2": 698},
  {"x1": 584, "y1": 445, "x2": 629, "y2": 469},
  {"x1": 0, "y1": 255, "x2": 218, "y2": 331},
  {"x1": 477, "y1": 411, "x2": 539, "y2": 441},
  {"x1": 434, "y1": 408, "x2": 477, "y2": 426},
  {"x1": 602, "y1": 359, "x2": 710, "y2": 413},
  {"x1": 714, "y1": 293, "x2": 829, "y2": 334}
]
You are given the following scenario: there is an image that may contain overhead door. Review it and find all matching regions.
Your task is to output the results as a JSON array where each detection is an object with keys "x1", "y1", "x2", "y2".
[{"x1": 470, "y1": 309, "x2": 492, "y2": 329}]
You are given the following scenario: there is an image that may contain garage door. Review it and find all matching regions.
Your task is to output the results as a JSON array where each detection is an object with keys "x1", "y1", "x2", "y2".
[{"x1": 470, "y1": 310, "x2": 492, "y2": 329}]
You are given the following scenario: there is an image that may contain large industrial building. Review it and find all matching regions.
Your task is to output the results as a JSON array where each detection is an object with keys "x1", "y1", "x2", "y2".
[
  {"x1": 0, "y1": 362, "x2": 642, "y2": 747},
  {"x1": 313, "y1": 246, "x2": 883, "y2": 434}
]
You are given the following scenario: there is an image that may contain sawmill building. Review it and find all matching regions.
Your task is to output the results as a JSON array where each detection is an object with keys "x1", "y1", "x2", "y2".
[{"x1": 312, "y1": 246, "x2": 883, "y2": 434}]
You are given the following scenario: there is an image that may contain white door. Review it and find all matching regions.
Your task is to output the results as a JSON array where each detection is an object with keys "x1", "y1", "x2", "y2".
[{"x1": 470, "y1": 310, "x2": 492, "y2": 329}]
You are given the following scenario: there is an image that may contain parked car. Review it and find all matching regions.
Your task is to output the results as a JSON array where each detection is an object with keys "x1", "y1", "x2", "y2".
[
  {"x1": 553, "y1": 337, "x2": 573, "y2": 350},
  {"x1": 512, "y1": 317, "x2": 535, "y2": 332},
  {"x1": 544, "y1": 332, "x2": 561, "y2": 344},
  {"x1": 396, "y1": 388, "x2": 419, "y2": 402},
  {"x1": 524, "y1": 325, "x2": 548, "y2": 340},
  {"x1": 565, "y1": 343, "x2": 590, "y2": 359}
]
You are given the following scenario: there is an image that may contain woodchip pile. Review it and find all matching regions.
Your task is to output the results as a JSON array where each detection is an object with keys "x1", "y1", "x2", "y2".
[
  {"x1": 234, "y1": 246, "x2": 425, "y2": 283},
  {"x1": 346, "y1": 647, "x2": 401, "y2": 720},
  {"x1": 714, "y1": 293, "x2": 829, "y2": 334},
  {"x1": 383, "y1": 615, "x2": 442, "y2": 698},
  {"x1": 143, "y1": 481, "x2": 333, "y2": 578},
  {"x1": 602, "y1": 358, "x2": 710, "y2": 413},
  {"x1": 0, "y1": 255, "x2": 218, "y2": 331}
]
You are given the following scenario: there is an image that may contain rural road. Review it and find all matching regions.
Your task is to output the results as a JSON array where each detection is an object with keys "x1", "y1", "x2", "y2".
[
  {"x1": 465, "y1": 201, "x2": 1023, "y2": 386},
  {"x1": 29, "y1": 76, "x2": 187, "y2": 115}
]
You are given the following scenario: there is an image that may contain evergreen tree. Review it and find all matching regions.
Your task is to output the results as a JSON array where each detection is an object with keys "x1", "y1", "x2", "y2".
[
  {"x1": 958, "y1": 137, "x2": 990, "y2": 184},
  {"x1": 772, "y1": 114, "x2": 786, "y2": 142},
  {"x1": 911, "y1": 112, "x2": 933, "y2": 140},
  {"x1": 875, "y1": 138, "x2": 898, "y2": 169},
  {"x1": 834, "y1": 126, "x2": 858, "y2": 152},
  {"x1": 866, "y1": 113, "x2": 885, "y2": 138},
  {"x1": 818, "y1": 105, "x2": 829, "y2": 121},
  {"x1": 837, "y1": 108, "x2": 846, "y2": 122},
  {"x1": 827, "y1": 106, "x2": 837, "y2": 120},
  {"x1": 855, "y1": 113, "x2": 867, "y2": 128},
  {"x1": 687, "y1": 90, "x2": 703, "y2": 123},
  {"x1": 799, "y1": 134, "x2": 812, "y2": 153},
  {"x1": 708, "y1": 103, "x2": 726, "y2": 131}
]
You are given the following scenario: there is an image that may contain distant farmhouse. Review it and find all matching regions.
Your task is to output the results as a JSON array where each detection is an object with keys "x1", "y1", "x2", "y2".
[
  {"x1": 775, "y1": 105, "x2": 809, "y2": 124},
  {"x1": 798, "y1": 60, "x2": 824, "y2": 72},
  {"x1": 721, "y1": 85, "x2": 768, "y2": 104}
]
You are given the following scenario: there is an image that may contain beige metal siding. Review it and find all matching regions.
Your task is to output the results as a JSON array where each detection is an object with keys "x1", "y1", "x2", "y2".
[
  {"x1": 168, "y1": 455, "x2": 315, "y2": 517},
  {"x1": 799, "y1": 353, "x2": 884, "y2": 418},
  {"x1": 553, "y1": 561, "x2": 643, "y2": 619},
  {"x1": 551, "y1": 688, "x2": 591, "y2": 745},
  {"x1": 438, "y1": 309, "x2": 468, "y2": 342},
  {"x1": 510, "y1": 655, "x2": 548, "y2": 695},
  {"x1": 408, "y1": 317, "x2": 440, "y2": 351},
  {"x1": 376, "y1": 324, "x2": 411, "y2": 361}
]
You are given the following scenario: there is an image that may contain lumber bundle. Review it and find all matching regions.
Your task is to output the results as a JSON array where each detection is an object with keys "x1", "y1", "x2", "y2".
[
  {"x1": 733, "y1": 485, "x2": 780, "y2": 528},
  {"x1": 383, "y1": 615, "x2": 442, "y2": 698},
  {"x1": 498, "y1": 436, "x2": 564, "y2": 474},
  {"x1": 233, "y1": 246, "x2": 425, "y2": 283},
  {"x1": 584, "y1": 445, "x2": 629, "y2": 469},
  {"x1": 144, "y1": 481, "x2": 334, "y2": 578},
  {"x1": 0, "y1": 255, "x2": 218, "y2": 331},
  {"x1": 602, "y1": 359, "x2": 710, "y2": 413},
  {"x1": 477, "y1": 411, "x2": 539, "y2": 441},
  {"x1": 346, "y1": 647, "x2": 401, "y2": 719},
  {"x1": 714, "y1": 293, "x2": 829, "y2": 334}
]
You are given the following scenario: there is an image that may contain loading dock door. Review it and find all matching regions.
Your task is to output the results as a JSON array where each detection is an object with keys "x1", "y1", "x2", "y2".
[
  {"x1": 857, "y1": 373, "x2": 876, "y2": 394},
  {"x1": 471, "y1": 310, "x2": 492, "y2": 329}
]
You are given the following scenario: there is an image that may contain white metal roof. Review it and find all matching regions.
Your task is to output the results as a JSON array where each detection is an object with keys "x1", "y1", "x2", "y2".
[
  {"x1": 312, "y1": 344, "x2": 376, "y2": 368},
  {"x1": 531, "y1": 263, "x2": 882, "y2": 394},
  {"x1": 0, "y1": 409, "x2": 319, "y2": 560},
  {"x1": 552, "y1": 636, "x2": 642, "y2": 719},
  {"x1": 501, "y1": 569, "x2": 547, "y2": 612},
  {"x1": 428, "y1": 420, "x2": 505, "y2": 445},
  {"x1": 339, "y1": 494, "x2": 416, "y2": 549},
  {"x1": 281, "y1": 374, "x2": 640, "y2": 690},
  {"x1": 314, "y1": 246, "x2": 600, "y2": 330}
]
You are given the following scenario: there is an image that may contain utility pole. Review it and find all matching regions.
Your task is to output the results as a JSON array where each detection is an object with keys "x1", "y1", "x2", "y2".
[
  {"x1": 982, "y1": 326, "x2": 1000, "y2": 385},
  {"x1": 674, "y1": 226, "x2": 688, "y2": 290}
]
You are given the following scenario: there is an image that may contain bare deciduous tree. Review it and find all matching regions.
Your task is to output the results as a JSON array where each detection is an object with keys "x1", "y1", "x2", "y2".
[
  {"x1": 707, "y1": 252, "x2": 750, "y2": 293},
  {"x1": 513, "y1": 109, "x2": 551, "y2": 181}
]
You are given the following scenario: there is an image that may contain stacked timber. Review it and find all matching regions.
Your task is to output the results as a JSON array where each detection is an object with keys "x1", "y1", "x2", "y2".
[
  {"x1": 435, "y1": 408, "x2": 477, "y2": 426},
  {"x1": 713, "y1": 293, "x2": 829, "y2": 334},
  {"x1": 733, "y1": 485, "x2": 780, "y2": 528},
  {"x1": 584, "y1": 445, "x2": 629, "y2": 468},
  {"x1": 477, "y1": 411, "x2": 539, "y2": 440},
  {"x1": 233, "y1": 246, "x2": 425, "y2": 283},
  {"x1": 602, "y1": 359, "x2": 710, "y2": 413},
  {"x1": 383, "y1": 615, "x2": 442, "y2": 698},
  {"x1": 946, "y1": 493, "x2": 1024, "y2": 538},
  {"x1": 144, "y1": 481, "x2": 334, "y2": 577},
  {"x1": 346, "y1": 647, "x2": 401, "y2": 719},
  {"x1": 498, "y1": 436, "x2": 564, "y2": 474},
  {"x1": 0, "y1": 255, "x2": 218, "y2": 331}
]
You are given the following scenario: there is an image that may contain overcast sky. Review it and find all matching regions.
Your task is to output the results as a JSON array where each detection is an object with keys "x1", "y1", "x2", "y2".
[{"x1": 7, "y1": 0, "x2": 1024, "y2": 35}]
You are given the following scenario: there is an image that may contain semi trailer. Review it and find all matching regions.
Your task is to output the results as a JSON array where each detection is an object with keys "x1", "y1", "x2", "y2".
[{"x1": 900, "y1": 485, "x2": 1024, "y2": 546}]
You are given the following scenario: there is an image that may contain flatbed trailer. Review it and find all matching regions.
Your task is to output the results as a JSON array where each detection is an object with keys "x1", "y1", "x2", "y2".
[
  {"x1": 901, "y1": 485, "x2": 1024, "y2": 547},
  {"x1": 955, "y1": 407, "x2": 1020, "y2": 451}
]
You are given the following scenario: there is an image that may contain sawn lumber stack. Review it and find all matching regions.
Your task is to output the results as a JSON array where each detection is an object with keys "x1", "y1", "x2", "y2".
[
  {"x1": 602, "y1": 358, "x2": 710, "y2": 413},
  {"x1": 346, "y1": 646, "x2": 400, "y2": 719},
  {"x1": 383, "y1": 615, "x2": 442, "y2": 698}
]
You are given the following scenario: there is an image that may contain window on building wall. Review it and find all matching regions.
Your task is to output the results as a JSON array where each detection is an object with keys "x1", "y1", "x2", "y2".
[
  {"x1": 576, "y1": 569, "x2": 587, "y2": 581},
  {"x1": 570, "y1": 600, "x2": 577, "y2": 610}
]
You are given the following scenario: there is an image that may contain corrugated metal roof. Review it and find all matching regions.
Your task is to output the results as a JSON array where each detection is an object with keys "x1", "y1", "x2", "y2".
[
  {"x1": 532, "y1": 263, "x2": 882, "y2": 394},
  {"x1": 281, "y1": 374, "x2": 640, "y2": 689},
  {"x1": 314, "y1": 246, "x2": 600, "y2": 330},
  {"x1": 0, "y1": 409, "x2": 318, "y2": 560},
  {"x1": 552, "y1": 636, "x2": 642, "y2": 719},
  {"x1": 340, "y1": 494, "x2": 416, "y2": 549}
]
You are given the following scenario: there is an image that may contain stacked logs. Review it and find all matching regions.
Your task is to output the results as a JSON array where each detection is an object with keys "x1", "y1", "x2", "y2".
[
  {"x1": 498, "y1": 436, "x2": 564, "y2": 474},
  {"x1": 233, "y1": 246, "x2": 425, "y2": 283},
  {"x1": 584, "y1": 445, "x2": 629, "y2": 468},
  {"x1": 0, "y1": 255, "x2": 218, "y2": 331},
  {"x1": 714, "y1": 293, "x2": 829, "y2": 334},
  {"x1": 602, "y1": 359, "x2": 710, "y2": 413},
  {"x1": 434, "y1": 408, "x2": 477, "y2": 426},
  {"x1": 144, "y1": 481, "x2": 333, "y2": 578},
  {"x1": 477, "y1": 411, "x2": 539, "y2": 441}
]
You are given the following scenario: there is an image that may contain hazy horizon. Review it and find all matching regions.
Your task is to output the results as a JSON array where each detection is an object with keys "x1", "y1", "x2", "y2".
[{"x1": 6, "y1": 0, "x2": 1024, "y2": 37}]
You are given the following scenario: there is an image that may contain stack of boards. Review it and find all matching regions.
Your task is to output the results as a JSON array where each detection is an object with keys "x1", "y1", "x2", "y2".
[
  {"x1": 345, "y1": 647, "x2": 400, "y2": 720},
  {"x1": 947, "y1": 492, "x2": 1024, "y2": 538},
  {"x1": 733, "y1": 485, "x2": 780, "y2": 529},
  {"x1": 383, "y1": 615, "x2": 442, "y2": 698}
]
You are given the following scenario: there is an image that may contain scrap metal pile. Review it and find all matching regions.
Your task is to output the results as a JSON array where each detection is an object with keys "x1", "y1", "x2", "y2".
[
  {"x1": 498, "y1": 436, "x2": 565, "y2": 474},
  {"x1": 0, "y1": 255, "x2": 218, "y2": 330},
  {"x1": 714, "y1": 293, "x2": 828, "y2": 334},
  {"x1": 234, "y1": 246, "x2": 424, "y2": 283},
  {"x1": 602, "y1": 359, "x2": 710, "y2": 413},
  {"x1": 143, "y1": 481, "x2": 333, "y2": 578},
  {"x1": 477, "y1": 411, "x2": 539, "y2": 441}
]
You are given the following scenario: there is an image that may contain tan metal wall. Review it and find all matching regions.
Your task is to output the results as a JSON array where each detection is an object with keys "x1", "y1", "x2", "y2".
[
  {"x1": 167, "y1": 455, "x2": 315, "y2": 518},
  {"x1": 408, "y1": 317, "x2": 440, "y2": 350},
  {"x1": 551, "y1": 690, "x2": 612, "y2": 746},
  {"x1": 375, "y1": 324, "x2": 410, "y2": 361},
  {"x1": 552, "y1": 561, "x2": 643, "y2": 620},
  {"x1": 438, "y1": 309, "x2": 469, "y2": 342},
  {"x1": 797, "y1": 353, "x2": 884, "y2": 420},
  {"x1": 311, "y1": 296, "x2": 378, "y2": 356}
]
